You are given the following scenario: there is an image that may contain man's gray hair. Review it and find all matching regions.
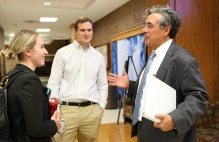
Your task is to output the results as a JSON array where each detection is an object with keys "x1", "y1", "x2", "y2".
[{"x1": 144, "y1": 5, "x2": 181, "y2": 38}]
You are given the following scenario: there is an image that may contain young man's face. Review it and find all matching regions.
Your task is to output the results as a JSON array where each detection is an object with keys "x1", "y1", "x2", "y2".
[{"x1": 74, "y1": 21, "x2": 93, "y2": 48}]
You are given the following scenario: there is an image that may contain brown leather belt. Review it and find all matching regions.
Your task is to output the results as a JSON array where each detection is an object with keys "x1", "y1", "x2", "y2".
[{"x1": 61, "y1": 101, "x2": 96, "y2": 107}]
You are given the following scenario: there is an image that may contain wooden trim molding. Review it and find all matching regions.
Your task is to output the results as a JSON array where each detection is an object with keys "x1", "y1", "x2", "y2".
[
  {"x1": 110, "y1": 26, "x2": 143, "y2": 42},
  {"x1": 45, "y1": 54, "x2": 55, "y2": 62}
]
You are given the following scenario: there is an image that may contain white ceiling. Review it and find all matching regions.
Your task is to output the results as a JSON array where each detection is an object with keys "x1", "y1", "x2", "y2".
[{"x1": 0, "y1": 0, "x2": 130, "y2": 45}]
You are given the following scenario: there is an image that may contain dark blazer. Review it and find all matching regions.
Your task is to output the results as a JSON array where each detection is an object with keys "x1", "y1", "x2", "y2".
[
  {"x1": 131, "y1": 41, "x2": 209, "y2": 142},
  {"x1": 7, "y1": 64, "x2": 57, "y2": 142}
]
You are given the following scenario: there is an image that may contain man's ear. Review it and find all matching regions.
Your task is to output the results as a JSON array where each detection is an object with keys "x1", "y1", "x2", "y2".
[
  {"x1": 74, "y1": 28, "x2": 77, "y2": 33},
  {"x1": 164, "y1": 26, "x2": 171, "y2": 36},
  {"x1": 73, "y1": 28, "x2": 77, "y2": 39}
]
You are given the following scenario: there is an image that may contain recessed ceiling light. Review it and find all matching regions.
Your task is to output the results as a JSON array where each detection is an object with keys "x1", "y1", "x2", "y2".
[
  {"x1": 36, "y1": 29, "x2": 50, "y2": 32},
  {"x1": 40, "y1": 17, "x2": 57, "y2": 22},
  {"x1": 44, "y1": 2, "x2": 51, "y2": 5},
  {"x1": 9, "y1": 33, "x2": 14, "y2": 37}
]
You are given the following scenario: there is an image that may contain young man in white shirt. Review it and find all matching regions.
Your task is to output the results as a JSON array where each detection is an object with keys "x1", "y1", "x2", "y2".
[{"x1": 47, "y1": 17, "x2": 108, "y2": 142}]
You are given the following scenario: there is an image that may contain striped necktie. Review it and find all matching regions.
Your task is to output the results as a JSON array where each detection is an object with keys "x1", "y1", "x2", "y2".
[{"x1": 132, "y1": 51, "x2": 156, "y2": 125}]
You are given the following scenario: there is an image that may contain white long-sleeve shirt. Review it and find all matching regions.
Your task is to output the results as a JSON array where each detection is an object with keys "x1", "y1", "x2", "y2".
[
  {"x1": 138, "y1": 39, "x2": 172, "y2": 121},
  {"x1": 47, "y1": 41, "x2": 108, "y2": 109}
]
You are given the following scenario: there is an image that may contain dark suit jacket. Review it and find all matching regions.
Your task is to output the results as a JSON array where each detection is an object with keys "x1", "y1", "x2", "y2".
[
  {"x1": 7, "y1": 64, "x2": 57, "y2": 142},
  {"x1": 131, "y1": 41, "x2": 209, "y2": 142}
]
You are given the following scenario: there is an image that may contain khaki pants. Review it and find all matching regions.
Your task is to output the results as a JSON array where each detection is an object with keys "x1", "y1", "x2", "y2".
[{"x1": 55, "y1": 104, "x2": 103, "y2": 142}]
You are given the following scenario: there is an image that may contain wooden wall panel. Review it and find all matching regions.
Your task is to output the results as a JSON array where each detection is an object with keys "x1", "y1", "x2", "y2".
[
  {"x1": 0, "y1": 27, "x2": 4, "y2": 50},
  {"x1": 174, "y1": 0, "x2": 215, "y2": 102},
  {"x1": 0, "y1": 27, "x2": 5, "y2": 76},
  {"x1": 147, "y1": 0, "x2": 169, "y2": 7},
  {"x1": 214, "y1": 0, "x2": 219, "y2": 101}
]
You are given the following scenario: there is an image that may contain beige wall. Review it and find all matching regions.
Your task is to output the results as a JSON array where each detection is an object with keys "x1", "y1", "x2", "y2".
[{"x1": 5, "y1": 58, "x2": 18, "y2": 73}]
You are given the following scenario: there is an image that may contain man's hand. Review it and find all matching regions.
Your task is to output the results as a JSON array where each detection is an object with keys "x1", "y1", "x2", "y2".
[
  {"x1": 107, "y1": 69, "x2": 129, "y2": 89},
  {"x1": 153, "y1": 114, "x2": 176, "y2": 131}
]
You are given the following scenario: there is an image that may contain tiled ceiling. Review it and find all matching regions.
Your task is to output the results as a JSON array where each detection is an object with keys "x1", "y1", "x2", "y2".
[{"x1": 0, "y1": 0, "x2": 130, "y2": 44}]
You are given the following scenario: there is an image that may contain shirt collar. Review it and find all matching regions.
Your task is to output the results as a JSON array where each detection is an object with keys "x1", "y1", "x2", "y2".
[
  {"x1": 73, "y1": 40, "x2": 91, "y2": 50},
  {"x1": 154, "y1": 39, "x2": 172, "y2": 57}
]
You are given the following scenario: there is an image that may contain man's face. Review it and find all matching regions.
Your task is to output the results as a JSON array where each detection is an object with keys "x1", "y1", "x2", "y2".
[
  {"x1": 143, "y1": 13, "x2": 167, "y2": 50},
  {"x1": 74, "y1": 21, "x2": 93, "y2": 48}
]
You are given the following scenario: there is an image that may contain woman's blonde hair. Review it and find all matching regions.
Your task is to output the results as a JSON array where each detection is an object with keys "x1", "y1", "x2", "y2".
[{"x1": 0, "y1": 29, "x2": 38, "y2": 60}]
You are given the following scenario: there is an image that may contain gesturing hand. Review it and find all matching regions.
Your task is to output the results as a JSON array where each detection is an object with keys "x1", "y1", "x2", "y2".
[{"x1": 107, "y1": 69, "x2": 129, "y2": 89}]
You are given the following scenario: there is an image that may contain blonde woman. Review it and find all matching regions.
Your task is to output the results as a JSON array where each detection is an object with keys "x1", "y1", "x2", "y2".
[{"x1": 0, "y1": 29, "x2": 61, "y2": 142}]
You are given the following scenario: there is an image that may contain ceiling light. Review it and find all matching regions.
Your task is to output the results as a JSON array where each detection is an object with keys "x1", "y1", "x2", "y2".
[
  {"x1": 40, "y1": 17, "x2": 57, "y2": 22},
  {"x1": 9, "y1": 33, "x2": 14, "y2": 37},
  {"x1": 44, "y1": 2, "x2": 51, "y2": 5},
  {"x1": 36, "y1": 29, "x2": 50, "y2": 32}
]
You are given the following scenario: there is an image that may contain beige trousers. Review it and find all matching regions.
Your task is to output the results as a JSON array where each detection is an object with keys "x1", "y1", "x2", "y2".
[{"x1": 55, "y1": 104, "x2": 103, "y2": 142}]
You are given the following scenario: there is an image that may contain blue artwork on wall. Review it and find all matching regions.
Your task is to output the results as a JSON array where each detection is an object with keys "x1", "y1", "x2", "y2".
[{"x1": 112, "y1": 33, "x2": 147, "y2": 98}]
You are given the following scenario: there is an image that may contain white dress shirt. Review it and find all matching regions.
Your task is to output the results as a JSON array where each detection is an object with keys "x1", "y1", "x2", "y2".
[
  {"x1": 47, "y1": 41, "x2": 108, "y2": 109},
  {"x1": 138, "y1": 39, "x2": 173, "y2": 121}
]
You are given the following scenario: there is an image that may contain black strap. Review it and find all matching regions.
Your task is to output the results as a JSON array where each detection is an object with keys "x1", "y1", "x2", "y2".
[
  {"x1": 0, "y1": 69, "x2": 28, "y2": 140},
  {"x1": 4, "y1": 70, "x2": 28, "y2": 88}
]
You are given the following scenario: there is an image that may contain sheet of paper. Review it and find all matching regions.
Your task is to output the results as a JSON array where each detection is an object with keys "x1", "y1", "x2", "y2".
[{"x1": 142, "y1": 74, "x2": 176, "y2": 123}]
